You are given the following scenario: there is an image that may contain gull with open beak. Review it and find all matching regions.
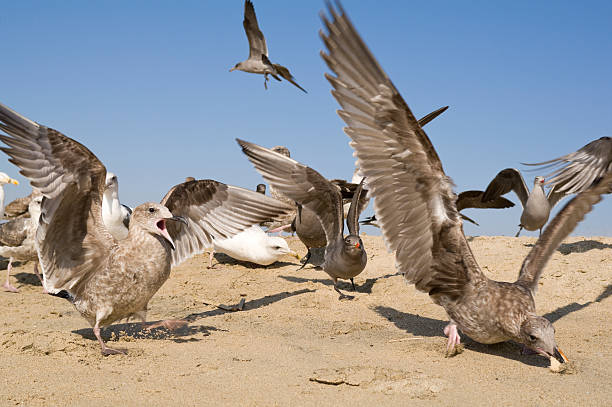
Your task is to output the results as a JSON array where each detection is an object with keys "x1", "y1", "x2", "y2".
[{"x1": 0, "y1": 102, "x2": 293, "y2": 355}]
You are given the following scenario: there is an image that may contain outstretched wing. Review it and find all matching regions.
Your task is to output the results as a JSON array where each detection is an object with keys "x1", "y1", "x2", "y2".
[
  {"x1": 237, "y1": 139, "x2": 344, "y2": 245},
  {"x1": 482, "y1": 168, "x2": 529, "y2": 207},
  {"x1": 523, "y1": 137, "x2": 612, "y2": 194},
  {"x1": 320, "y1": 3, "x2": 472, "y2": 294},
  {"x1": 161, "y1": 179, "x2": 293, "y2": 266},
  {"x1": 346, "y1": 178, "x2": 365, "y2": 235},
  {"x1": 456, "y1": 190, "x2": 515, "y2": 211},
  {"x1": 0, "y1": 102, "x2": 112, "y2": 294},
  {"x1": 517, "y1": 172, "x2": 612, "y2": 292},
  {"x1": 243, "y1": 0, "x2": 268, "y2": 58}
]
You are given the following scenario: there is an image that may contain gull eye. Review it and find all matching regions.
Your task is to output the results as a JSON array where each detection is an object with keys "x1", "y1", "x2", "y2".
[
  {"x1": 148, "y1": 207, "x2": 156, "y2": 213},
  {"x1": 529, "y1": 335, "x2": 537, "y2": 342}
]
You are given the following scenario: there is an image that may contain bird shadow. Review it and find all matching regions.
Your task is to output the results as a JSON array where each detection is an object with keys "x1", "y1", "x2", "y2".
[
  {"x1": 14, "y1": 272, "x2": 42, "y2": 287},
  {"x1": 373, "y1": 306, "x2": 550, "y2": 367},
  {"x1": 543, "y1": 284, "x2": 612, "y2": 324},
  {"x1": 278, "y1": 273, "x2": 398, "y2": 294},
  {"x1": 183, "y1": 288, "x2": 315, "y2": 323},
  {"x1": 210, "y1": 253, "x2": 298, "y2": 269},
  {"x1": 523, "y1": 239, "x2": 612, "y2": 255},
  {"x1": 72, "y1": 288, "x2": 315, "y2": 343}
]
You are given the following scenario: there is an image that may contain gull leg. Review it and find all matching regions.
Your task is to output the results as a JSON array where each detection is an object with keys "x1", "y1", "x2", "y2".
[
  {"x1": 443, "y1": 321, "x2": 461, "y2": 352},
  {"x1": 350, "y1": 278, "x2": 356, "y2": 291},
  {"x1": 264, "y1": 73, "x2": 269, "y2": 90},
  {"x1": 515, "y1": 225, "x2": 523, "y2": 238},
  {"x1": 334, "y1": 278, "x2": 354, "y2": 301},
  {"x1": 539, "y1": 228, "x2": 542, "y2": 237},
  {"x1": 2, "y1": 257, "x2": 18, "y2": 293},
  {"x1": 94, "y1": 321, "x2": 126, "y2": 356},
  {"x1": 207, "y1": 250, "x2": 215, "y2": 269},
  {"x1": 146, "y1": 319, "x2": 188, "y2": 330},
  {"x1": 32, "y1": 262, "x2": 48, "y2": 294},
  {"x1": 297, "y1": 249, "x2": 311, "y2": 270}
]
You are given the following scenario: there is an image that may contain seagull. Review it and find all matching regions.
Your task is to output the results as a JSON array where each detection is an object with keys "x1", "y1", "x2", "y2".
[
  {"x1": 361, "y1": 190, "x2": 515, "y2": 227},
  {"x1": 3, "y1": 190, "x2": 37, "y2": 220},
  {"x1": 229, "y1": 0, "x2": 307, "y2": 93},
  {"x1": 482, "y1": 168, "x2": 566, "y2": 236},
  {"x1": 0, "y1": 172, "x2": 19, "y2": 218},
  {"x1": 102, "y1": 172, "x2": 132, "y2": 241},
  {"x1": 0, "y1": 194, "x2": 42, "y2": 292},
  {"x1": 317, "y1": 2, "x2": 612, "y2": 365},
  {"x1": 238, "y1": 139, "x2": 368, "y2": 299},
  {"x1": 523, "y1": 136, "x2": 612, "y2": 194},
  {"x1": 256, "y1": 183, "x2": 266, "y2": 194},
  {"x1": 0, "y1": 102, "x2": 293, "y2": 355},
  {"x1": 210, "y1": 225, "x2": 298, "y2": 267}
]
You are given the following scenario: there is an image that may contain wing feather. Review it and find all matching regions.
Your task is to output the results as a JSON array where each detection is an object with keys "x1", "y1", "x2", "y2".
[{"x1": 243, "y1": 0, "x2": 268, "y2": 58}]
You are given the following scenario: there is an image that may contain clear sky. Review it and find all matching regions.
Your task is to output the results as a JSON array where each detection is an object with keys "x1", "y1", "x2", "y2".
[{"x1": 1, "y1": 1, "x2": 611, "y2": 236}]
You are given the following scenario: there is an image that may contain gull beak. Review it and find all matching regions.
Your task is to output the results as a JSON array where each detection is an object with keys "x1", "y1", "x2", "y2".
[
  {"x1": 355, "y1": 242, "x2": 360, "y2": 248},
  {"x1": 157, "y1": 216, "x2": 187, "y2": 251},
  {"x1": 10, "y1": 179, "x2": 18, "y2": 185},
  {"x1": 229, "y1": 67, "x2": 236, "y2": 72},
  {"x1": 290, "y1": 251, "x2": 300, "y2": 259},
  {"x1": 552, "y1": 347, "x2": 568, "y2": 364},
  {"x1": 168, "y1": 215, "x2": 188, "y2": 226}
]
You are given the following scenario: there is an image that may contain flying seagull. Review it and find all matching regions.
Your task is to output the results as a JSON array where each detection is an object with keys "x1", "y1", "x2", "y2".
[
  {"x1": 230, "y1": 0, "x2": 307, "y2": 93},
  {"x1": 482, "y1": 169, "x2": 566, "y2": 236},
  {"x1": 316, "y1": 2, "x2": 612, "y2": 365},
  {"x1": 0, "y1": 102, "x2": 292, "y2": 355},
  {"x1": 523, "y1": 136, "x2": 612, "y2": 194},
  {"x1": 238, "y1": 139, "x2": 368, "y2": 299}
]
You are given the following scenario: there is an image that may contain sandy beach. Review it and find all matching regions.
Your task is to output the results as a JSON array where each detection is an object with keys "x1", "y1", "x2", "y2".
[{"x1": 1, "y1": 235, "x2": 611, "y2": 406}]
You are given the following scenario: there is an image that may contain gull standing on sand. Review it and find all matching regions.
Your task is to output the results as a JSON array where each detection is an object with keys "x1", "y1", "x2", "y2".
[
  {"x1": 317, "y1": 2, "x2": 612, "y2": 365},
  {"x1": 482, "y1": 168, "x2": 565, "y2": 236},
  {"x1": 523, "y1": 136, "x2": 612, "y2": 194},
  {"x1": 0, "y1": 172, "x2": 19, "y2": 218},
  {"x1": 0, "y1": 102, "x2": 292, "y2": 355},
  {"x1": 239, "y1": 139, "x2": 368, "y2": 299},
  {"x1": 0, "y1": 194, "x2": 43, "y2": 292},
  {"x1": 229, "y1": 0, "x2": 307, "y2": 92}
]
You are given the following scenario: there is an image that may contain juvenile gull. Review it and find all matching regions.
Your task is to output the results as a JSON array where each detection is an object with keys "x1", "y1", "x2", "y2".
[
  {"x1": 4, "y1": 190, "x2": 36, "y2": 220},
  {"x1": 523, "y1": 137, "x2": 612, "y2": 194},
  {"x1": 0, "y1": 102, "x2": 292, "y2": 355},
  {"x1": 102, "y1": 172, "x2": 132, "y2": 240},
  {"x1": 482, "y1": 168, "x2": 565, "y2": 236},
  {"x1": 317, "y1": 2, "x2": 612, "y2": 363},
  {"x1": 230, "y1": 0, "x2": 307, "y2": 92},
  {"x1": 0, "y1": 194, "x2": 42, "y2": 292},
  {"x1": 0, "y1": 172, "x2": 19, "y2": 218},
  {"x1": 238, "y1": 139, "x2": 368, "y2": 299}
]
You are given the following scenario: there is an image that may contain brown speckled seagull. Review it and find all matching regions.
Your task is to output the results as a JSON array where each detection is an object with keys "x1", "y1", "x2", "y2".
[
  {"x1": 319, "y1": 2, "x2": 612, "y2": 364},
  {"x1": 238, "y1": 139, "x2": 368, "y2": 299},
  {"x1": 0, "y1": 102, "x2": 292, "y2": 355}
]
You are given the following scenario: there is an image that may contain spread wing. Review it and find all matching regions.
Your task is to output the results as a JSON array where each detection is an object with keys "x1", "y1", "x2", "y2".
[
  {"x1": 482, "y1": 168, "x2": 529, "y2": 207},
  {"x1": 0, "y1": 102, "x2": 112, "y2": 294},
  {"x1": 546, "y1": 185, "x2": 567, "y2": 208},
  {"x1": 456, "y1": 190, "x2": 515, "y2": 211},
  {"x1": 517, "y1": 172, "x2": 612, "y2": 292},
  {"x1": 243, "y1": 0, "x2": 268, "y2": 58},
  {"x1": 161, "y1": 179, "x2": 293, "y2": 266},
  {"x1": 346, "y1": 178, "x2": 365, "y2": 235},
  {"x1": 523, "y1": 137, "x2": 612, "y2": 194},
  {"x1": 237, "y1": 139, "x2": 344, "y2": 244},
  {"x1": 320, "y1": 3, "x2": 475, "y2": 295}
]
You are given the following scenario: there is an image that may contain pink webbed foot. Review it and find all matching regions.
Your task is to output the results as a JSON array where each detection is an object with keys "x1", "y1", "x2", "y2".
[
  {"x1": 444, "y1": 322, "x2": 461, "y2": 352},
  {"x1": 2, "y1": 281, "x2": 18, "y2": 293},
  {"x1": 146, "y1": 319, "x2": 188, "y2": 331}
]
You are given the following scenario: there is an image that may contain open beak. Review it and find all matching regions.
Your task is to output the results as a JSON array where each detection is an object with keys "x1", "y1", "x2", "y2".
[
  {"x1": 552, "y1": 347, "x2": 568, "y2": 364},
  {"x1": 10, "y1": 179, "x2": 18, "y2": 185},
  {"x1": 229, "y1": 67, "x2": 236, "y2": 72},
  {"x1": 355, "y1": 242, "x2": 360, "y2": 248},
  {"x1": 169, "y1": 215, "x2": 188, "y2": 226},
  {"x1": 156, "y1": 216, "x2": 187, "y2": 251}
]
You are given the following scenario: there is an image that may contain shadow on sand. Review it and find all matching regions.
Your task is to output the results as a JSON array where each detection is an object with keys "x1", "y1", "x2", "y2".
[
  {"x1": 523, "y1": 239, "x2": 612, "y2": 255},
  {"x1": 278, "y1": 272, "x2": 399, "y2": 294}
]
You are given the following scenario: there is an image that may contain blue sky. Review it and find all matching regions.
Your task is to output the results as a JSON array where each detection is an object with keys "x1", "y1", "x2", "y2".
[{"x1": 1, "y1": 1, "x2": 611, "y2": 236}]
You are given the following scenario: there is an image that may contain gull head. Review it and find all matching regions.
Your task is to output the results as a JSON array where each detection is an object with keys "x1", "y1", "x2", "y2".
[
  {"x1": 267, "y1": 236, "x2": 298, "y2": 259},
  {"x1": 520, "y1": 315, "x2": 567, "y2": 364},
  {"x1": 343, "y1": 235, "x2": 364, "y2": 254},
  {"x1": 533, "y1": 176, "x2": 545, "y2": 187},
  {"x1": 105, "y1": 172, "x2": 118, "y2": 191},
  {"x1": 28, "y1": 194, "x2": 44, "y2": 221},
  {"x1": 132, "y1": 202, "x2": 187, "y2": 250},
  {"x1": 0, "y1": 172, "x2": 19, "y2": 186},
  {"x1": 229, "y1": 62, "x2": 243, "y2": 72}
]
